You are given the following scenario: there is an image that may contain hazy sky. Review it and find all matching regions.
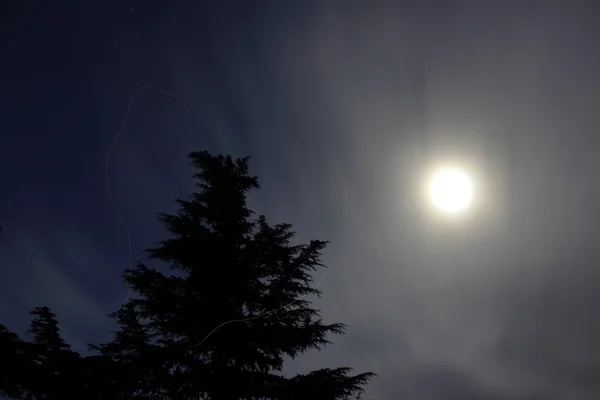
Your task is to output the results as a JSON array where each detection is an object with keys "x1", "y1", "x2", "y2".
[{"x1": 3, "y1": 1, "x2": 600, "y2": 399}]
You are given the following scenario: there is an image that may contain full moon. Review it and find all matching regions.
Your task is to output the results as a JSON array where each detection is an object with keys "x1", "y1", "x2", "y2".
[{"x1": 427, "y1": 167, "x2": 474, "y2": 214}]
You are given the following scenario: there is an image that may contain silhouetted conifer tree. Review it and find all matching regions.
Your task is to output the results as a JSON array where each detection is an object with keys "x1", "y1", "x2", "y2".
[
  {"x1": 0, "y1": 307, "x2": 86, "y2": 399},
  {"x1": 26, "y1": 307, "x2": 85, "y2": 399},
  {"x1": 93, "y1": 151, "x2": 375, "y2": 399},
  {"x1": 0, "y1": 307, "x2": 123, "y2": 399},
  {"x1": 0, "y1": 150, "x2": 376, "y2": 400},
  {"x1": 0, "y1": 324, "x2": 36, "y2": 399}
]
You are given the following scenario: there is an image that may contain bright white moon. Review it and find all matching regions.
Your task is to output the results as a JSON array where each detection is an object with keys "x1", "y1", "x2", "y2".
[{"x1": 427, "y1": 167, "x2": 474, "y2": 214}]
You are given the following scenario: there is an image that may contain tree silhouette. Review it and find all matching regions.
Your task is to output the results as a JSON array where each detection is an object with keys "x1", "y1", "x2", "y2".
[
  {"x1": 0, "y1": 324, "x2": 35, "y2": 399},
  {"x1": 0, "y1": 150, "x2": 375, "y2": 399},
  {"x1": 0, "y1": 307, "x2": 88, "y2": 399},
  {"x1": 93, "y1": 150, "x2": 375, "y2": 399}
]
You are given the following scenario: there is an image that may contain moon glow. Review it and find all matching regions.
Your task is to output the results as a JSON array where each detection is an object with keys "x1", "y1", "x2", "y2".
[{"x1": 427, "y1": 167, "x2": 474, "y2": 214}]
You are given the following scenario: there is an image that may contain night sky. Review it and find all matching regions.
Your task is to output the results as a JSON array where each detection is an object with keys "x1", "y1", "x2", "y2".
[{"x1": 3, "y1": 1, "x2": 600, "y2": 399}]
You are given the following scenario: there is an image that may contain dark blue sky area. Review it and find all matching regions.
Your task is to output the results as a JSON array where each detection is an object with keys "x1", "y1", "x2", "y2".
[
  {"x1": 2, "y1": 0, "x2": 275, "y2": 344},
  {"x1": 2, "y1": 0, "x2": 355, "y2": 360}
]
